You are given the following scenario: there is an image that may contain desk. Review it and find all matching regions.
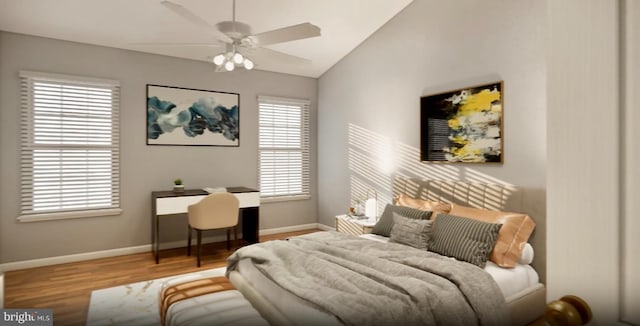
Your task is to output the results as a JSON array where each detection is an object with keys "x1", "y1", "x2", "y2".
[{"x1": 151, "y1": 187, "x2": 260, "y2": 264}]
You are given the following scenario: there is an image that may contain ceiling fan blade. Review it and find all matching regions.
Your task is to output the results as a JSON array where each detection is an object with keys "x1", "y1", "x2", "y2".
[
  {"x1": 161, "y1": 1, "x2": 233, "y2": 44},
  {"x1": 249, "y1": 23, "x2": 321, "y2": 47},
  {"x1": 250, "y1": 47, "x2": 311, "y2": 65},
  {"x1": 130, "y1": 42, "x2": 224, "y2": 48}
]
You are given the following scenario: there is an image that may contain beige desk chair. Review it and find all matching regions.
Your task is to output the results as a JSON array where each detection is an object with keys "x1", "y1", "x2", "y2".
[{"x1": 187, "y1": 192, "x2": 240, "y2": 267}]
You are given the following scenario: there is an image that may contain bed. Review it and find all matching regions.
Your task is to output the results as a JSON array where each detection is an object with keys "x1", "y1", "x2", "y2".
[{"x1": 162, "y1": 177, "x2": 546, "y2": 325}]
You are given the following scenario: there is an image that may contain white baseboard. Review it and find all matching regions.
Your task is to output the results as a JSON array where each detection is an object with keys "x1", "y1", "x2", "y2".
[
  {"x1": 0, "y1": 223, "x2": 324, "y2": 272},
  {"x1": 317, "y1": 223, "x2": 334, "y2": 231},
  {"x1": 0, "y1": 245, "x2": 152, "y2": 272},
  {"x1": 259, "y1": 223, "x2": 321, "y2": 235}
]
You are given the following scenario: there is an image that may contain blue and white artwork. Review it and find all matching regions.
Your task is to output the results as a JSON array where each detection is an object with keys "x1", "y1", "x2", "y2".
[{"x1": 146, "y1": 85, "x2": 239, "y2": 146}]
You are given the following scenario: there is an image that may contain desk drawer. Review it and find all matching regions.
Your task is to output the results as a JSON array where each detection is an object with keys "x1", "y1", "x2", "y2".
[
  {"x1": 156, "y1": 192, "x2": 260, "y2": 215},
  {"x1": 235, "y1": 192, "x2": 260, "y2": 208},
  {"x1": 156, "y1": 196, "x2": 206, "y2": 215}
]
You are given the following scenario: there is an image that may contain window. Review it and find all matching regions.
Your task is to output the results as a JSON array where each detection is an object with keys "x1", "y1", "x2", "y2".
[
  {"x1": 258, "y1": 96, "x2": 310, "y2": 200},
  {"x1": 19, "y1": 71, "x2": 121, "y2": 221}
]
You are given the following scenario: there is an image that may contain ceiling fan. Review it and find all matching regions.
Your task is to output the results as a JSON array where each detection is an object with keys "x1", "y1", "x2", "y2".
[{"x1": 156, "y1": 0, "x2": 321, "y2": 72}]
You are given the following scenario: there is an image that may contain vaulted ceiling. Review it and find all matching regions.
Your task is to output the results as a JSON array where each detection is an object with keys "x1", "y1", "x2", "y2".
[{"x1": 0, "y1": 0, "x2": 414, "y2": 77}]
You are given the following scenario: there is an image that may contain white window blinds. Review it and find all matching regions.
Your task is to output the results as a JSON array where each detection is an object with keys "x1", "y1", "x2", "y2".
[
  {"x1": 19, "y1": 71, "x2": 121, "y2": 221},
  {"x1": 258, "y1": 96, "x2": 310, "y2": 200}
]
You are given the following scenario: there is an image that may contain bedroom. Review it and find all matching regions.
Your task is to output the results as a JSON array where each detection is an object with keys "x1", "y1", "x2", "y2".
[{"x1": 0, "y1": 0, "x2": 638, "y2": 325}]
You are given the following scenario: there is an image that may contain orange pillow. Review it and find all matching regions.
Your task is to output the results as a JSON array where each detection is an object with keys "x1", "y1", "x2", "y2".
[
  {"x1": 448, "y1": 204, "x2": 535, "y2": 268},
  {"x1": 393, "y1": 194, "x2": 451, "y2": 216}
]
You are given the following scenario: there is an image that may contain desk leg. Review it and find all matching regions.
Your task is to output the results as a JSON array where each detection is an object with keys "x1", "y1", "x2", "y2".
[
  {"x1": 154, "y1": 214, "x2": 160, "y2": 263},
  {"x1": 152, "y1": 197, "x2": 160, "y2": 264},
  {"x1": 241, "y1": 207, "x2": 260, "y2": 244}
]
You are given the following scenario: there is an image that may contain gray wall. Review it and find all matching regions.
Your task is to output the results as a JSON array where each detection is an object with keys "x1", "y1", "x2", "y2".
[
  {"x1": 0, "y1": 32, "x2": 318, "y2": 263},
  {"x1": 317, "y1": 0, "x2": 546, "y2": 226}
]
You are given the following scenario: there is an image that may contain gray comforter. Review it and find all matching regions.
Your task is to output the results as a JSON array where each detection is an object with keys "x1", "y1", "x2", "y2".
[{"x1": 227, "y1": 231, "x2": 509, "y2": 326}]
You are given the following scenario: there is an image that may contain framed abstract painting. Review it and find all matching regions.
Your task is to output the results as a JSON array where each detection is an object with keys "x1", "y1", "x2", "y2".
[
  {"x1": 146, "y1": 84, "x2": 239, "y2": 146},
  {"x1": 420, "y1": 81, "x2": 503, "y2": 163}
]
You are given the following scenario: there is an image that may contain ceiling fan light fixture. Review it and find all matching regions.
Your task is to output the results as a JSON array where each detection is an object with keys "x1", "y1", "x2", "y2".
[
  {"x1": 243, "y1": 58, "x2": 254, "y2": 70},
  {"x1": 212, "y1": 50, "x2": 254, "y2": 71},
  {"x1": 232, "y1": 52, "x2": 244, "y2": 64},
  {"x1": 213, "y1": 54, "x2": 226, "y2": 66},
  {"x1": 224, "y1": 60, "x2": 235, "y2": 71}
]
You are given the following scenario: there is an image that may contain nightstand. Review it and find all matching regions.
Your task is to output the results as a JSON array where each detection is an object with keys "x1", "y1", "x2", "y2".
[{"x1": 335, "y1": 214, "x2": 377, "y2": 236}]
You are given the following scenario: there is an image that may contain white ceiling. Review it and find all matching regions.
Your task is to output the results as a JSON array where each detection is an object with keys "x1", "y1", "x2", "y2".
[{"x1": 0, "y1": 0, "x2": 414, "y2": 78}]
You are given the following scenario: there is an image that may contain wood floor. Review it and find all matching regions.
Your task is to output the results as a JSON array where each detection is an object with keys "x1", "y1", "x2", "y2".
[{"x1": 3, "y1": 229, "x2": 318, "y2": 326}]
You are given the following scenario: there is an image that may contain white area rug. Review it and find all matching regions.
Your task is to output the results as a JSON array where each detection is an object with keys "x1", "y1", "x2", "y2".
[{"x1": 87, "y1": 267, "x2": 227, "y2": 326}]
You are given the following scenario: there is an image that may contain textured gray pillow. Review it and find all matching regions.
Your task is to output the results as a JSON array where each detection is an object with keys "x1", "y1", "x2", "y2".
[
  {"x1": 389, "y1": 212, "x2": 433, "y2": 250},
  {"x1": 429, "y1": 214, "x2": 502, "y2": 268},
  {"x1": 371, "y1": 204, "x2": 432, "y2": 237}
]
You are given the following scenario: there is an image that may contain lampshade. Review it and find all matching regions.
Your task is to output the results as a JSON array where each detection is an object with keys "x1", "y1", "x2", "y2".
[
  {"x1": 224, "y1": 61, "x2": 235, "y2": 71},
  {"x1": 243, "y1": 59, "x2": 254, "y2": 70},
  {"x1": 365, "y1": 198, "x2": 377, "y2": 220},
  {"x1": 365, "y1": 188, "x2": 378, "y2": 220},
  {"x1": 232, "y1": 52, "x2": 244, "y2": 64},
  {"x1": 213, "y1": 54, "x2": 225, "y2": 66}
]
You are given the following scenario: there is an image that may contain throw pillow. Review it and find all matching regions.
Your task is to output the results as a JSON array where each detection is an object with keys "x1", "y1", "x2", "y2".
[
  {"x1": 371, "y1": 204, "x2": 432, "y2": 237},
  {"x1": 389, "y1": 212, "x2": 433, "y2": 250},
  {"x1": 430, "y1": 214, "x2": 502, "y2": 268},
  {"x1": 448, "y1": 204, "x2": 536, "y2": 268}
]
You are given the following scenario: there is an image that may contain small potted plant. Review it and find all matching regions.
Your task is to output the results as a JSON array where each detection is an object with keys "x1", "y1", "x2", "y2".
[{"x1": 173, "y1": 178, "x2": 184, "y2": 193}]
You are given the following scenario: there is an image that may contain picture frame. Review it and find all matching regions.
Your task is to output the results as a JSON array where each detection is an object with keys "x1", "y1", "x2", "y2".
[
  {"x1": 146, "y1": 84, "x2": 240, "y2": 146},
  {"x1": 420, "y1": 81, "x2": 503, "y2": 163}
]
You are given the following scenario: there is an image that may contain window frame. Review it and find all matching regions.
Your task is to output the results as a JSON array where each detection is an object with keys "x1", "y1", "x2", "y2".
[
  {"x1": 258, "y1": 95, "x2": 311, "y2": 202},
  {"x1": 18, "y1": 71, "x2": 122, "y2": 222}
]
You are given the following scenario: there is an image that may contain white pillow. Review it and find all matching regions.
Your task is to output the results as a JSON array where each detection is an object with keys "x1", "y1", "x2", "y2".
[{"x1": 517, "y1": 243, "x2": 534, "y2": 265}]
